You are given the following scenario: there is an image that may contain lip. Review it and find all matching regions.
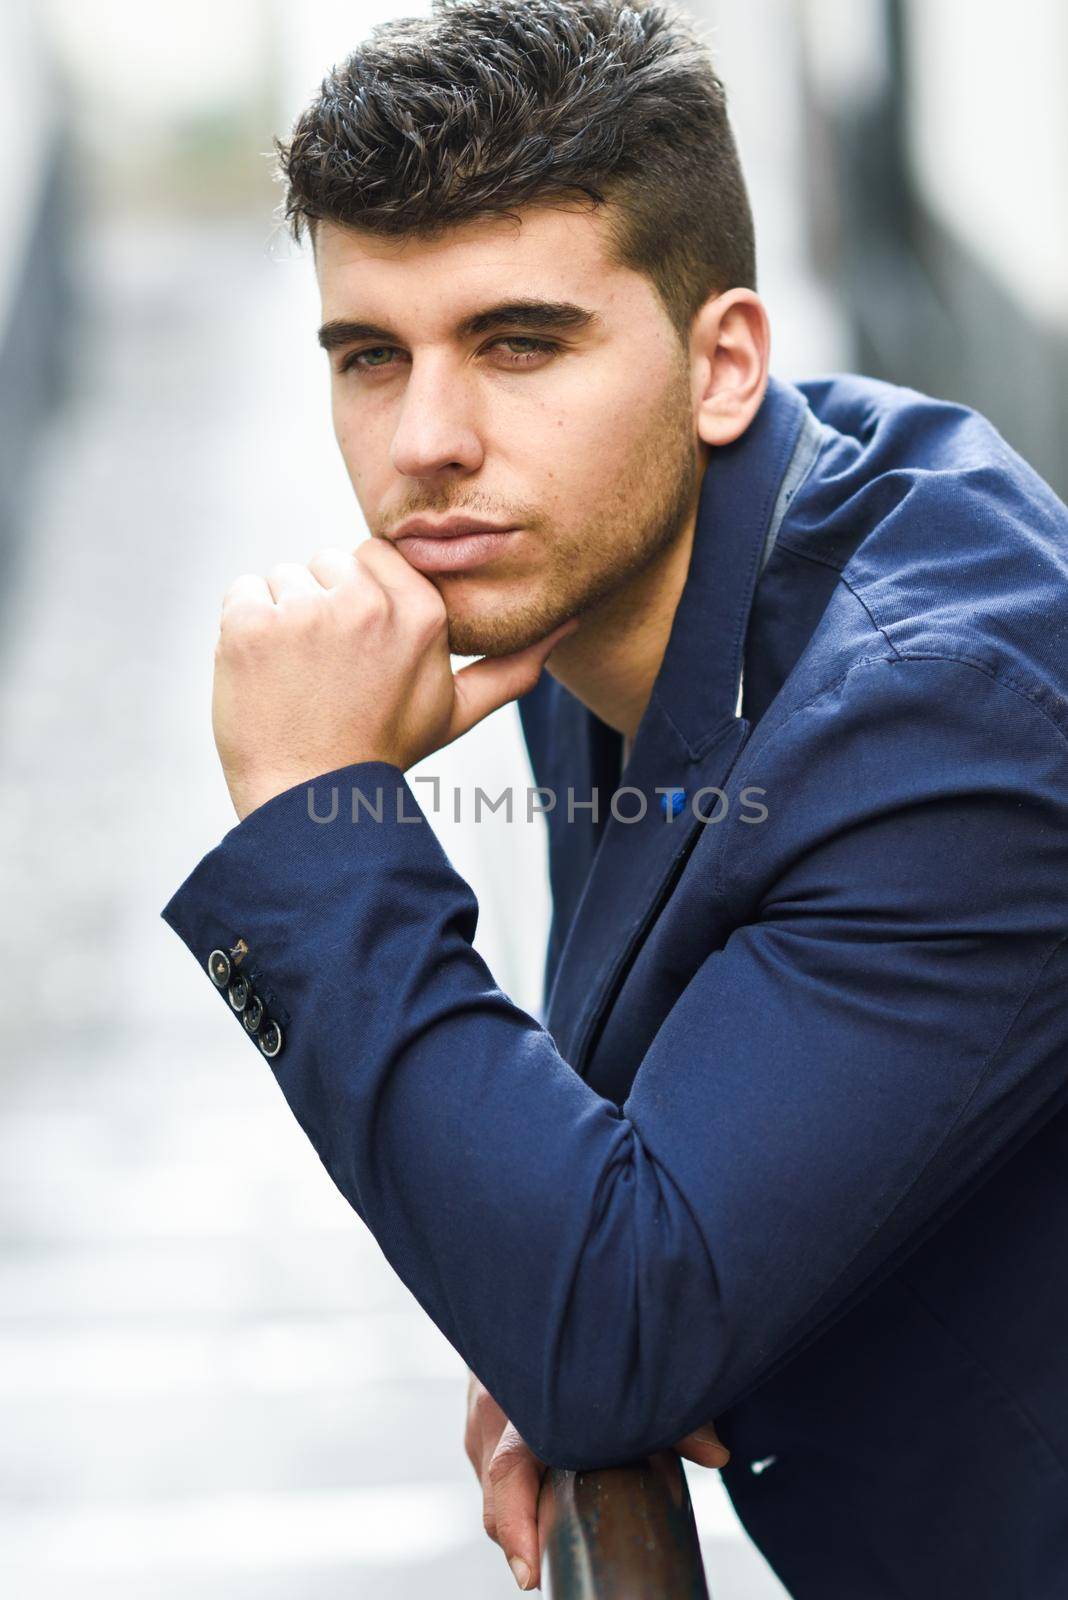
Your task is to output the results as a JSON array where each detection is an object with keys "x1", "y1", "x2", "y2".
[
  {"x1": 391, "y1": 515, "x2": 519, "y2": 540},
  {"x1": 394, "y1": 528, "x2": 521, "y2": 573}
]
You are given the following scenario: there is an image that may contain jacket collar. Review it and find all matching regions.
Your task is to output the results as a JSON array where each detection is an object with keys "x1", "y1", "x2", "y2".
[
  {"x1": 643, "y1": 372, "x2": 812, "y2": 754},
  {"x1": 539, "y1": 375, "x2": 812, "y2": 1078}
]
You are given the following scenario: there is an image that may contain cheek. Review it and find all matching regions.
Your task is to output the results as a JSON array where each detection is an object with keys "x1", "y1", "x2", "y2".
[
  {"x1": 330, "y1": 395, "x2": 353, "y2": 463},
  {"x1": 332, "y1": 399, "x2": 387, "y2": 490},
  {"x1": 553, "y1": 355, "x2": 670, "y2": 460},
  {"x1": 536, "y1": 390, "x2": 649, "y2": 513}
]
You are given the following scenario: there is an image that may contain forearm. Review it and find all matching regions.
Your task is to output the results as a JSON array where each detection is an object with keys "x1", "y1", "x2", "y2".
[{"x1": 161, "y1": 760, "x2": 721, "y2": 1468}]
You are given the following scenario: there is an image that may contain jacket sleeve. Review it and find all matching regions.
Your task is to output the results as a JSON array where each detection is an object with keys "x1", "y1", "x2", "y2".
[{"x1": 160, "y1": 655, "x2": 1068, "y2": 1469}]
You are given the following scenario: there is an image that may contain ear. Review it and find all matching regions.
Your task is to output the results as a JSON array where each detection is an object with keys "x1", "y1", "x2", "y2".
[{"x1": 690, "y1": 289, "x2": 771, "y2": 448}]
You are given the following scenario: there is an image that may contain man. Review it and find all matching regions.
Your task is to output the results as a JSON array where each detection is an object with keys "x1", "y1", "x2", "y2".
[{"x1": 161, "y1": 1, "x2": 1068, "y2": 1594}]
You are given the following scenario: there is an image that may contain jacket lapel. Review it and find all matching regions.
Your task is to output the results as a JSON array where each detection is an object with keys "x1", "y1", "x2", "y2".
[{"x1": 543, "y1": 377, "x2": 809, "y2": 1078}]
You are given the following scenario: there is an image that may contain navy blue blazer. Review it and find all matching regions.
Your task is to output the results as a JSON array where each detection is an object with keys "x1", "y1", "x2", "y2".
[{"x1": 162, "y1": 373, "x2": 1068, "y2": 1598}]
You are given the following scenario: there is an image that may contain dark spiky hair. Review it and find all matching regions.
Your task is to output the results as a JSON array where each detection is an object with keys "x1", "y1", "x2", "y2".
[{"x1": 274, "y1": 0, "x2": 756, "y2": 338}]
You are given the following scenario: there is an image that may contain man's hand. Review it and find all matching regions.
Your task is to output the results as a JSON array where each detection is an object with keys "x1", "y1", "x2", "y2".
[
  {"x1": 212, "y1": 539, "x2": 577, "y2": 821},
  {"x1": 466, "y1": 1373, "x2": 546, "y2": 1592},
  {"x1": 464, "y1": 1370, "x2": 730, "y2": 1592}
]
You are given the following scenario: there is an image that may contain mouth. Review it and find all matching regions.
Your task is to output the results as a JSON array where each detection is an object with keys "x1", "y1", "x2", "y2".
[
  {"x1": 392, "y1": 514, "x2": 518, "y2": 537},
  {"x1": 390, "y1": 519, "x2": 522, "y2": 574}
]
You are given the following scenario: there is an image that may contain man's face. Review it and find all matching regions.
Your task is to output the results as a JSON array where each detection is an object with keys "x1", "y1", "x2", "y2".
[{"x1": 314, "y1": 203, "x2": 703, "y2": 658}]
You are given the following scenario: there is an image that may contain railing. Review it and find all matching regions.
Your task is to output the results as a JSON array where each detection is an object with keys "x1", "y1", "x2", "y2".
[{"x1": 538, "y1": 1452, "x2": 710, "y2": 1598}]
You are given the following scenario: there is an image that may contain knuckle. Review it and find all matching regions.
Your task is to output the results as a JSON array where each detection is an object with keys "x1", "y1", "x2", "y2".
[
  {"x1": 309, "y1": 548, "x2": 353, "y2": 581},
  {"x1": 222, "y1": 571, "x2": 259, "y2": 596},
  {"x1": 473, "y1": 1394, "x2": 492, "y2": 1429},
  {"x1": 283, "y1": 582, "x2": 321, "y2": 612},
  {"x1": 265, "y1": 561, "x2": 297, "y2": 585},
  {"x1": 468, "y1": 1378, "x2": 506, "y2": 1441},
  {"x1": 220, "y1": 588, "x2": 259, "y2": 622},
  {"x1": 357, "y1": 583, "x2": 391, "y2": 621},
  {"x1": 412, "y1": 597, "x2": 447, "y2": 643},
  {"x1": 487, "y1": 1446, "x2": 522, "y2": 1487}
]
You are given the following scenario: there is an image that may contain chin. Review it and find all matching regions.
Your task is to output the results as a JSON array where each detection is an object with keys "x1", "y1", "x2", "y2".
[
  {"x1": 444, "y1": 594, "x2": 562, "y2": 660},
  {"x1": 446, "y1": 618, "x2": 532, "y2": 659}
]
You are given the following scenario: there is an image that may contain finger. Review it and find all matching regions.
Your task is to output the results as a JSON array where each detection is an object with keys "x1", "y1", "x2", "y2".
[
  {"x1": 464, "y1": 1379, "x2": 482, "y2": 1481},
  {"x1": 467, "y1": 1374, "x2": 504, "y2": 1470},
  {"x1": 306, "y1": 545, "x2": 359, "y2": 589},
  {"x1": 356, "y1": 533, "x2": 435, "y2": 598},
  {"x1": 674, "y1": 1425, "x2": 731, "y2": 1470},
  {"x1": 450, "y1": 617, "x2": 579, "y2": 740},
  {"x1": 264, "y1": 561, "x2": 321, "y2": 605},
  {"x1": 479, "y1": 1410, "x2": 507, "y2": 1542},
  {"x1": 480, "y1": 1446, "x2": 498, "y2": 1545},
  {"x1": 466, "y1": 1375, "x2": 495, "y2": 1481},
  {"x1": 486, "y1": 1424, "x2": 544, "y2": 1591},
  {"x1": 220, "y1": 572, "x2": 272, "y2": 617}
]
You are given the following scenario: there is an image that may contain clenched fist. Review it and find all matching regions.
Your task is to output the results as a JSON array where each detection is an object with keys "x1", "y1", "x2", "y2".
[{"x1": 211, "y1": 539, "x2": 577, "y2": 821}]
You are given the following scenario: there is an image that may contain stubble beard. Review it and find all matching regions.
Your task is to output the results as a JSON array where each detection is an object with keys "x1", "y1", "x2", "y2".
[{"x1": 443, "y1": 378, "x2": 702, "y2": 660}]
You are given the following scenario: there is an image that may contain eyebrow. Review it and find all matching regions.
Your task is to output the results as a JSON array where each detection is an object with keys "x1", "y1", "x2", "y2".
[{"x1": 317, "y1": 298, "x2": 601, "y2": 352}]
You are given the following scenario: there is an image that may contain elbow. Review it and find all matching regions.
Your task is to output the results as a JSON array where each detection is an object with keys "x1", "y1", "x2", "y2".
[
  {"x1": 492, "y1": 1131, "x2": 733, "y2": 1470},
  {"x1": 510, "y1": 1359, "x2": 725, "y2": 1471},
  {"x1": 519, "y1": 1417, "x2": 678, "y2": 1475},
  {"x1": 504, "y1": 1265, "x2": 770, "y2": 1467}
]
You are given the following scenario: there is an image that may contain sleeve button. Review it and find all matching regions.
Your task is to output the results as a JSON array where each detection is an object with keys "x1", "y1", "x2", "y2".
[
  {"x1": 207, "y1": 950, "x2": 231, "y2": 987},
  {"x1": 258, "y1": 1020, "x2": 284, "y2": 1059},
  {"x1": 242, "y1": 993, "x2": 265, "y2": 1033},
  {"x1": 227, "y1": 975, "x2": 250, "y2": 1012}
]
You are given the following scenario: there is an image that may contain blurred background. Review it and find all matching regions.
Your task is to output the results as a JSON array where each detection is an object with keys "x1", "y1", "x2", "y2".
[{"x1": 0, "y1": 1, "x2": 1064, "y2": 1595}]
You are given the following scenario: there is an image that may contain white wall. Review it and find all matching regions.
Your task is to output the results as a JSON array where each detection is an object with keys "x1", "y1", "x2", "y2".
[
  {"x1": 704, "y1": 0, "x2": 849, "y2": 374},
  {"x1": 901, "y1": 0, "x2": 1068, "y2": 331},
  {"x1": 0, "y1": 2, "x2": 53, "y2": 328}
]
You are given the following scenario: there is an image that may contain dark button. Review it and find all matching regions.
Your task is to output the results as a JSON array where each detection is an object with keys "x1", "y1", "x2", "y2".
[
  {"x1": 242, "y1": 992, "x2": 265, "y2": 1032},
  {"x1": 258, "y1": 1020, "x2": 284, "y2": 1059},
  {"x1": 207, "y1": 949, "x2": 231, "y2": 987},
  {"x1": 228, "y1": 975, "x2": 250, "y2": 1012}
]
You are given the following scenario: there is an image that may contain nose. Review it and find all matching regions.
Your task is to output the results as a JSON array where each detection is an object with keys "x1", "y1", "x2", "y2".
[{"x1": 390, "y1": 354, "x2": 485, "y2": 479}]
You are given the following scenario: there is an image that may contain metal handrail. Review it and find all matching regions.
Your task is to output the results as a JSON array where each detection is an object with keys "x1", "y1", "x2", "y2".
[{"x1": 538, "y1": 1452, "x2": 710, "y2": 1598}]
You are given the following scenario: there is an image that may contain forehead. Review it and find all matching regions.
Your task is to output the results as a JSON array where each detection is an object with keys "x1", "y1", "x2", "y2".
[{"x1": 313, "y1": 203, "x2": 651, "y2": 323}]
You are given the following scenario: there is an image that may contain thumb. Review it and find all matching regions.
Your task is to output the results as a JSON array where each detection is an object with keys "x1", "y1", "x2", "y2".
[{"x1": 449, "y1": 617, "x2": 579, "y2": 740}]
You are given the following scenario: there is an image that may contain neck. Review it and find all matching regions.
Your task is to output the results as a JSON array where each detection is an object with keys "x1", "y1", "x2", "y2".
[{"x1": 546, "y1": 501, "x2": 700, "y2": 742}]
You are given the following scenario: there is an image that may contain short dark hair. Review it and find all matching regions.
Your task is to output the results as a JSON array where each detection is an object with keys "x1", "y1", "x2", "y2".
[{"x1": 274, "y1": 0, "x2": 756, "y2": 340}]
